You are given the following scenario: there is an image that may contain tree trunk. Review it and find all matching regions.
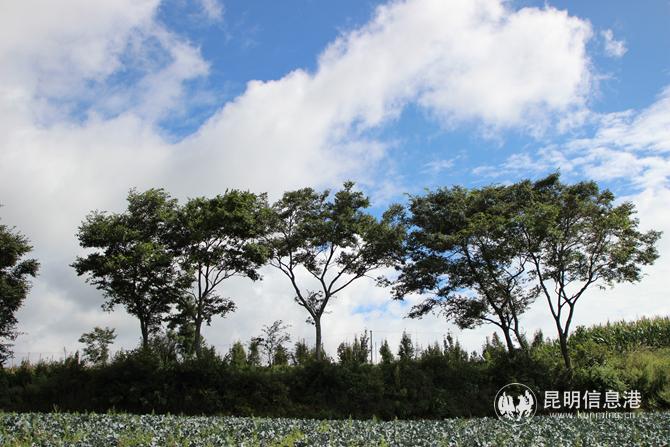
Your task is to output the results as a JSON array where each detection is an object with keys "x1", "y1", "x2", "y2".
[
  {"x1": 314, "y1": 317, "x2": 323, "y2": 361},
  {"x1": 193, "y1": 317, "x2": 202, "y2": 358},
  {"x1": 140, "y1": 319, "x2": 149, "y2": 350},
  {"x1": 559, "y1": 332, "x2": 572, "y2": 370},
  {"x1": 501, "y1": 324, "x2": 516, "y2": 354}
]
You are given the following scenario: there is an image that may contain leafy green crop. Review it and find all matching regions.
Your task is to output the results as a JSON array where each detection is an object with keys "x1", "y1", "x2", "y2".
[{"x1": 0, "y1": 412, "x2": 668, "y2": 446}]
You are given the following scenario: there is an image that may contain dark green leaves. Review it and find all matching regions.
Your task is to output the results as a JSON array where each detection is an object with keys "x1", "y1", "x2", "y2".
[
  {"x1": 267, "y1": 182, "x2": 406, "y2": 359},
  {"x1": 396, "y1": 182, "x2": 537, "y2": 352},
  {"x1": 72, "y1": 189, "x2": 188, "y2": 347},
  {"x1": 0, "y1": 216, "x2": 39, "y2": 365}
]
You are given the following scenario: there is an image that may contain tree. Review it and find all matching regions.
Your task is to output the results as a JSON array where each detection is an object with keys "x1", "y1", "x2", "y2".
[
  {"x1": 292, "y1": 340, "x2": 312, "y2": 365},
  {"x1": 78, "y1": 327, "x2": 116, "y2": 366},
  {"x1": 253, "y1": 320, "x2": 291, "y2": 366},
  {"x1": 0, "y1": 216, "x2": 39, "y2": 365},
  {"x1": 272, "y1": 345, "x2": 290, "y2": 366},
  {"x1": 337, "y1": 331, "x2": 370, "y2": 366},
  {"x1": 443, "y1": 333, "x2": 469, "y2": 363},
  {"x1": 379, "y1": 339, "x2": 394, "y2": 364},
  {"x1": 421, "y1": 342, "x2": 443, "y2": 360},
  {"x1": 227, "y1": 341, "x2": 247, "y2": 369},
  {"x1": 519, "y1": 174, "x2": 661, "y2": 369},
  {"x1": 72, "y1": 189, "x2": 191, "y2": 349},
  {"x1": 169, "y1": 191, "x2": 269, "y2": 357},
  {"x1": 247, "y1": 338, "x2": 262, "y2": 367},
  {"x1": 397, "y1": 331, "x2": 415, "y2": 361},
  {"x1": 267, "y1": 182, "x2": 405, "y2": 360},
  {"x1": 394, "y1": 183, "x2": 538, "y2": 353}
]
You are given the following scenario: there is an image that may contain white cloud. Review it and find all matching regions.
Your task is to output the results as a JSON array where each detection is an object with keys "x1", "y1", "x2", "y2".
[
  {"x1": 423, "y1": 158, "x2": 455, "y2": 174},
  {"x1": 469, "y1": 84, "x2": 670, "y2": 350},
  {"x1": 574, "y1": 86, "x2": 670, "y2": 154},
  {"x1": 475, "y1": 85, "x2": 670, "y2": 190},
  {"x1": 197, "y1": 0, "x2": 224, "y2": 22},
  {"x1": 601, "y1": 29, "x2": 627, "y2": 58},
  {"x1": 1, "y1": 0, "x2": 602, "y2": 357},
  {"x1": 170, "y1": 0, "x2": 595, "y2": 197}
]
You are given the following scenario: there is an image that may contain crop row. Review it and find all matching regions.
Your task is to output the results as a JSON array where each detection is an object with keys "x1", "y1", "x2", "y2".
[{"x1": 1, "y1": 412, "x2": 669, "y2": 446}]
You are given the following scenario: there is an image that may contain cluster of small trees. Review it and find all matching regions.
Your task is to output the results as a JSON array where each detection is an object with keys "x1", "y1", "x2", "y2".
[{"x1": 0, "y1": 174, "x2": 661, "y2": 371}]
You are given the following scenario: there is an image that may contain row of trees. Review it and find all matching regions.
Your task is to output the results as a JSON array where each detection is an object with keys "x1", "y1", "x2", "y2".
[
  {"x1": 0, "y1": 174, "x2": 661, "y2": 370},
  {"x1": 71, "y1": 182, "x2": 405, "y2": 362},
  {"x1": 396, "y1": 174, "x2": 660, "y2": 368}
]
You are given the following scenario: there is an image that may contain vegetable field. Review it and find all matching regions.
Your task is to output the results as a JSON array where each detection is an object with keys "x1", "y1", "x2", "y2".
[{"x1": 1, "y1": 412, "x2": 668, "y2": 446}]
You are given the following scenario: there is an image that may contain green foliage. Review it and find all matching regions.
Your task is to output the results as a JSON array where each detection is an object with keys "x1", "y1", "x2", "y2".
[
  {"x1": 397, "y1": 332, "x2": 414, "y2": 362},
  {"x1": 291, "y1": 340, "x2": 312, "y2": 366},
  {"x1": 396, "y1": 182, "x2": 537, "y2": 353},
  {"x1": 272, "y1": 345, "x2": 290, "y2": 367},
  {"x1": 247, "y1": 339, "x2": 262, "y2": 368},
  {"x1": 2, "y1": 412, "x2": 668, "y2": 446},
  {"x1": 337, "y1": 332, "x2": 370, "y2": 366},
  {"x1": 170, "y1": 191, "x2": 270, "y2": 357},
  {"x1": 618, "y1": 349, "x2": 670, "y2": 409},
  {"x1": 378, "y1": 340, "x2": 394, "y2": 364},
  {"x1": 570, "y1": 317, "x2": 670, "y2": 352},
  {"x1": 78, "y1": 327, "x2": 116, "y2": 366},
  {"x1": 254, "y1": 320, "x2": 291, "y2": 366},
  {"x1": 71, "y1": 189, "x2": 190, "y2": 348},
  {"x1": 396, "y1": 174, "x2": 661, "y2": 370},
  {"x1": 518, "y1": 174, "x2": 661, "y2": 369},
  {"x1": 0, "y1": 318, "x2": 669, "y2": 419},
  {"x1": 0, "y1": 215, "x2": 39, "y2": 365},
  {"x1": 227, "y1": 341, "x2": 247, "y2": 369},
  {"x1": 266, "y1": 182, "x2": 406, "y2": 360}
]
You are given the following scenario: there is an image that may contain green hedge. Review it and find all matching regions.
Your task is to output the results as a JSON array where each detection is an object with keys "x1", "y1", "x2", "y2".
[{"x1": 1, "y1": 318, "x2": 669, "y2": 418}]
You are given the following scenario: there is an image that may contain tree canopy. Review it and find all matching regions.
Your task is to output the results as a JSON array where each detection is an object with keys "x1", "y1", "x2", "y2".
[
  {"x1": 394, "y1": 174, "x2": 661, "y2": 367},
  {"x1": 266, "y1": 182, "x2": 406, "y2": 360},
  {"x1": 394, "y1": 182, "x2": 538, "y2": 353},
  {"x1": 0, "y1": 216, "x2": 39, "y2": 365},
  {"x1": 72, "y1": 189, "x2": 190, "y2": 348},
  {"x1": 169, "y1": 191, "x2": 270, "y2": 356},
  {"x1": 518, "y1": 174, "x2": 661, "y2": 369}
]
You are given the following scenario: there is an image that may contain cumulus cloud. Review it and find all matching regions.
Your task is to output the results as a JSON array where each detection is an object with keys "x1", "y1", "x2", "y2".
[
  {"x1": 1, "y1": 0, "x2": 600, "y2": 357},
  {"x1": 601, "y1": 29, "x2": 627, "y2": 58}
]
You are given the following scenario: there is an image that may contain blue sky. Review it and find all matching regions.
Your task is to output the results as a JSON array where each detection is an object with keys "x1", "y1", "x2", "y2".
[
  {"x1": 155, "y1": 0, "x2": 669, "y2": 200},
  {"x1": 1, "y1": 0, "x2": 669, "y2": 359}
]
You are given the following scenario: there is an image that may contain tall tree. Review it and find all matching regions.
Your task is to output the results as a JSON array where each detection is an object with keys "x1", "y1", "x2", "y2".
[
  {"x1": 519, "y1": 174, "x2": 661, "y2": 369},
  {"x1": 72, "y1": 189, "x2": 190, "y2": 349},
  {"x1": 226, "y1": 341, "x2": 248, "y2": 369},
  {"x1": 253, "y1": 319, "x2": 291, "y2": 366},
  {"x1": 267, "y1": 182, "x2": 405, "y2": 360},
  {"x1": 292, "y1": 340, "x2": 312, "y2": 365},
  {"x1": 0, "y1": 216, "x2": 39, "y2": 365},
  {"x1": 394, "y1": 183, "x2": 537, "y2": 353},
  {"x1": 379, "y1": 339, "x2": 394, "y2": 364},
  {"x1": 78, "y1": 326, "x2": 116, "y2": 366},
  {"x1": 169, "y1": 191, "x2": 269, "y2": 357},
  {"x1": 397, "y1": 331, "x2": 415, "y2": 361},
  {"x1": 337, "y1": 331, "x2": 370, "y2": 366},
  {"x1": 247, "y1": 338, "x2": 262, "y2": 367}
]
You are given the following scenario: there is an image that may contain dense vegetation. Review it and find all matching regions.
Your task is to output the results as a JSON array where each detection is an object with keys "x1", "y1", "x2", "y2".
[
  {"x1": 2, "y1": 411, "x2": 670, "y2": 446},
  {"x1": 0, "y1": 175, "x2": 664, "y2": 429},
  {"x1": 0, "y1": 318, "x2": 668, "y2": 419}
]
